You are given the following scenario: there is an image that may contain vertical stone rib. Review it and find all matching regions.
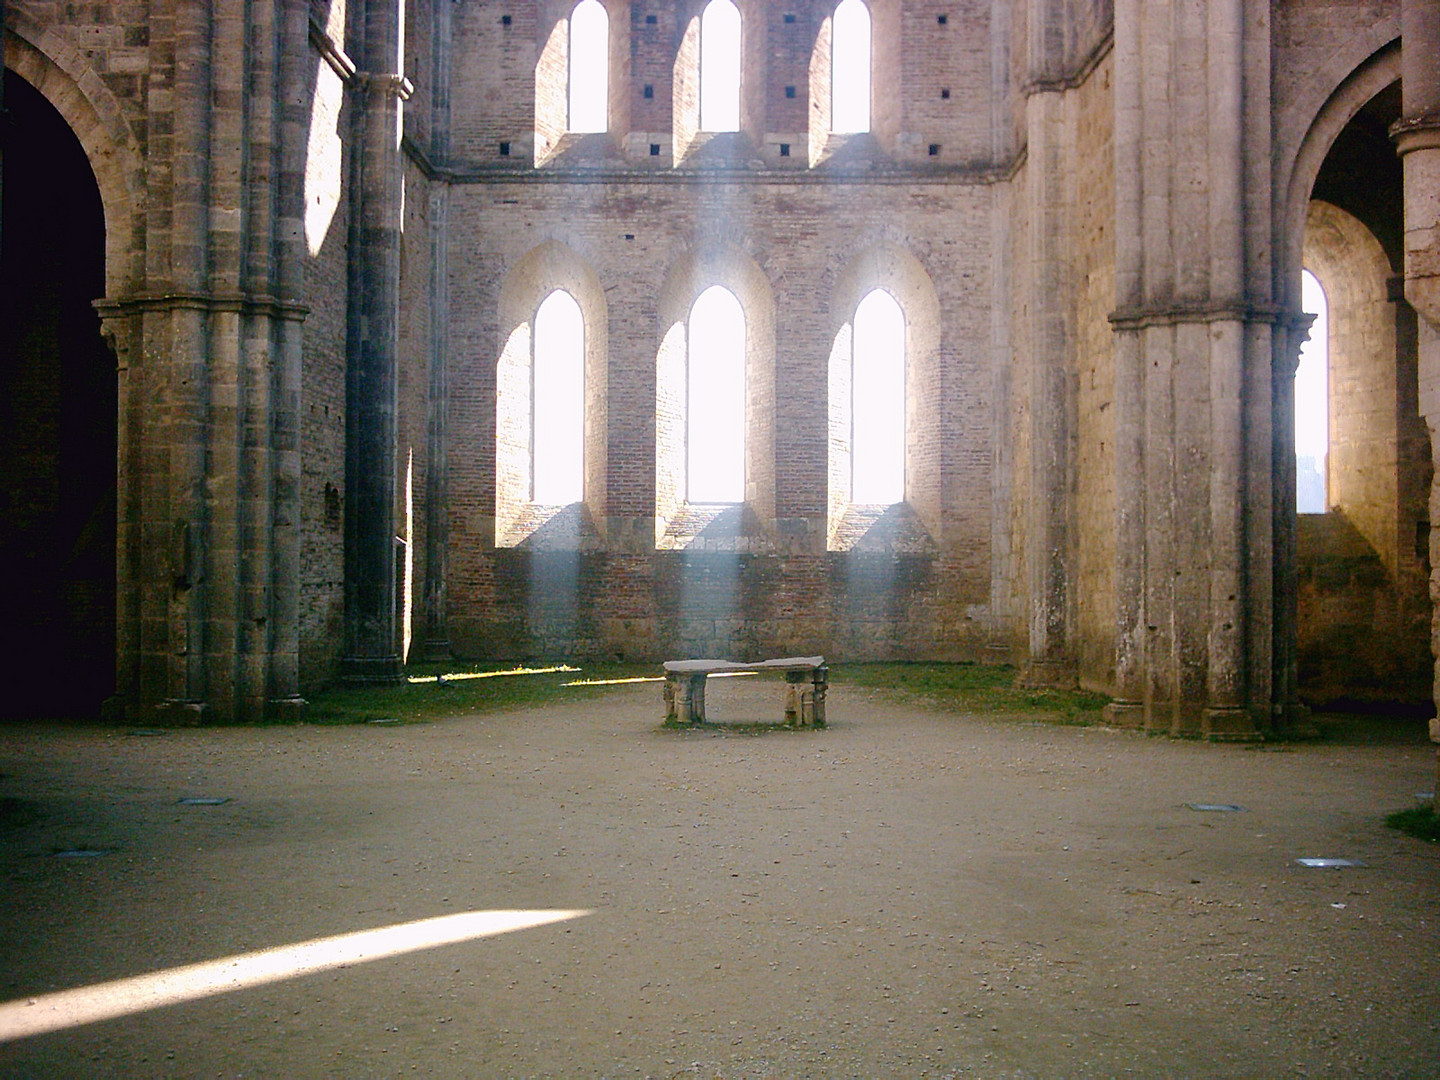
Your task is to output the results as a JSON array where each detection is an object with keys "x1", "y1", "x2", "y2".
[
  {"x1": 422, "y1": 0, "x2": 453, "y2": 661},
  {"x1": 205, "y1": 0, "x2": 245, "y2": 719},
  {"x1": 268, "y1": 0, "x2": 309, "y2": 712},
  {"x1": 170, "y1": 0, "x2": 212, "y2": 711},
  {"x1": 342, "y1": 0, "x2": 407, "y2": 681},
  {"x1": 1021, "y1": 87, "x2": 1075, "y2": 686},
  {"x1": 238, "y1": 0, "x2": 280, "y2": 720},
  {"x1": 1203, "y1": 0, "x2": 1251, "y2": 734},
  {"x1": 1107, "y1": 0, "x2": 1146, "y2": 725}
]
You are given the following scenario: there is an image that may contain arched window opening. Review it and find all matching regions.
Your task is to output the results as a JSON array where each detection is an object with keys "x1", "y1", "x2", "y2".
[
  {"x1": 851, "y1": 288, "x2": 905, "y2": 503},
  {"x1": 699, "y1": 0, "x2": 741, "y2": 133},
  {"x1": 532, "y1": 290, "x2": 586, "y2": 504},
  {"x1": 831, "y1": 0, "x2": 871, "y2": 134},
  {"x1": 1295, "y1": 269, "x2": 1328, "y2": 514},
  {"x1": 687, "y1": 285, "x2": 746, "y2": 502},
  {"x1": 568, "y1": 0, "x2": 608, "y2": 133}
]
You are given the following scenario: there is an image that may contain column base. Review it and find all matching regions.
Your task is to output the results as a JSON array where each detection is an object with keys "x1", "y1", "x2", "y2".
[
  {"x1": 341, "y1": 655, "x2": 404, "y2": 684},
  {"x1": 417, "y1": 636, "x2": 453, "y2": 665},
  {"x1": 267, "y1": 696, "x2": 308, "y2": 722},
  {"x1": 1202, "y1": 705, "x2": 1263, "y2": 742},
  {"x1": 155, "y1": 699, "x2": 206, "y2": 727},
  {"x1": 1017, "y1": 657, "x2": 1078, "y2": 690},
  {"x1": 1102, "y1": 700, "x2": 1145, "y2": 728}
]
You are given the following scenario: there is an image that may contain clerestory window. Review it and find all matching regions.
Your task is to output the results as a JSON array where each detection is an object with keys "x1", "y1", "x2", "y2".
[
  {"x1": 699, "y1": 0, "x2": 742, "y2": 132},
  {"x1": 687, "y1": 285, "x2": 746, "y2": 502},
  {"x1": 831, "y1": 0, "x2": 871, "y2": 134},
  {"x1": 532, "y1": 290, "x2": 585, "y2": 504},
  {"x1": 851, "y1": 288, "x2": 904, "y2": 503},
  {"x1": 1295, "y1": 268, "x2": 1328, "y2": 514},
  {"x1": 568, "y1": 0, "x2": 608, "y2": 133}
]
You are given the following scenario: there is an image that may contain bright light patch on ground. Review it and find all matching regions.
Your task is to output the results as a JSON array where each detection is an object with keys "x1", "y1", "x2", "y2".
[
  {"x1": 852, "y1": 288, "x2": 905, "y2": 503},
  {"x1": 533, "y1": 290, "x2": 585, "y2": 504},
  {"x1": 1295, "y1": 269, "x2": 1328, "y2": 513},
  {"x1": 407, "y1": 664, "x2": 580, "y2": 684},
  {"x1": 0, "y1": 909, "x2": 590, "y2": 1042},
  {"x1": 699, "y1": 0, "x2": 741, "y2": 132},
  {"x1": 831, "y1": 0, "x2": 871, "y2": 133},
  {"x1": 569, "y1": 0, "x2": 608, "y2": 132},
  {"x1": 687, "y1": 285, "x2": 746, "y2": 502},
  {"x1": 561, "y1": 676, "x2": 666, "y2": 686}
]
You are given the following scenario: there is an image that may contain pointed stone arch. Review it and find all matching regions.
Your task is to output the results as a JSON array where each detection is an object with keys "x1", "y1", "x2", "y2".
[{"x1": 3, "y1": 15, "x2": 144, "y2": 297}]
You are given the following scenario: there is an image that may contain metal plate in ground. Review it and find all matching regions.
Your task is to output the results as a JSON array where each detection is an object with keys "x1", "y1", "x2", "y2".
[
  {"x1": 1188, "y1": 803, "x2": 1244, "y2": 812},
  {"x1": 177, "y1": 797, "x2": 230, "y2": 806},
  {"x1": 1296, "y1": 857, "x2": 1365, "y2": 868}
]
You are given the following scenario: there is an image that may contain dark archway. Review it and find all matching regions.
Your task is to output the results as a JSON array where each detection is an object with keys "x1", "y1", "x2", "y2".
[
  {"x1": 1295, "y1": 80, "x2": 1433, "y2": 710},
  {"x1": 0, "y1": 70, "x2": 115, "y2": 717}
]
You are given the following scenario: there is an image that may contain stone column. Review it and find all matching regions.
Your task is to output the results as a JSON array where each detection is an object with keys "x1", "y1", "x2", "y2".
[
  {"x1": 342, "y1": 0, "x2": 411, "y2": 683},
  {"x1": 1017, "y1": 0, "x2": 1076, "y2": 689},
  {"x1": 420, "y1": 0, "x2": 453, "y2": 662},
  {"x1": 1105, "y1": 0, "x2": 1145, "y2": 726},
  {"x1": 1393, "y1": 0, "x2": 1440, "y2": 782}
]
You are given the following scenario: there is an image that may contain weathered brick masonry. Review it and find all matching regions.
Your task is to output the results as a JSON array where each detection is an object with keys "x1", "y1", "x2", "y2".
[{"x1": 3, "y1": 0, "x2": 1438, "y2": 741}]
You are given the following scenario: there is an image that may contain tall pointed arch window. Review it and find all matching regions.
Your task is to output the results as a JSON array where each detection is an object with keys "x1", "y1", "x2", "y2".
[
  {"x1": 831, "y1": 0, "x2": 871, "y2": 134},
  {"x1": 688, "y1": 285, "x2": 746, "y2": 502},
  {"x1": 852, "y1": 288, "x2": 905, "y2": 503},
  {"x1": 568, "y1": 0, "x2": 609, "y2": 133},
  {"x1": 532, "y1": 290, "x2": 586, "y2": 504},
  {"x1": 699, "y1": 0, "x2": 742, "y2": 132},
  {"x1": 1295, "y1": 268, "x2": 1328, "y2": 514}
]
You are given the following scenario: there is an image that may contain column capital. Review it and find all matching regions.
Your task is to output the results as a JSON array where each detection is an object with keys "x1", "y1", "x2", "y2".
[{"x1": 1390, "y1": 112, "x2": 1440, "y2": 156}]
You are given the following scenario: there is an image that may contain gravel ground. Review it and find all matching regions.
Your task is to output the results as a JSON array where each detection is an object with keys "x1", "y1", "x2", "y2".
[{"x1": 1, "y1": 676, "x2": 1438, "y2": 1078}]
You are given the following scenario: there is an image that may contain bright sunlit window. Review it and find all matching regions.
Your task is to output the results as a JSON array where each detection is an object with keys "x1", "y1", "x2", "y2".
[
  {"x1": 1295, "y1": 269, "x2": 1328, "y2": 514},
  {"x1": 569, "y1": 0, "x2": 609, "y2": 133},
  {"x1": 852, "y1": 288, "x2": 905, "y2": 503},
  {"x1": 831, "y1": 0, "x2": 871, "y2": 133},
  {"x1": 699, "y1": 0, "x2": 741, "y2": 132},
  {"x1": 532, "y1": 290, "x2": 585, "y2": 504},
  {"x1": 687, "y1": 285, "x2": 746, "y2": 502}
]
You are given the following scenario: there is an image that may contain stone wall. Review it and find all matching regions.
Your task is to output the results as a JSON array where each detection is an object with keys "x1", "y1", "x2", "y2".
[
  {"x1": 1070, "y1": 52, "x2": 1116, "y2": 692},
  {"x1": 440, "y1": 176, "x2": 996, "y2": 662}
]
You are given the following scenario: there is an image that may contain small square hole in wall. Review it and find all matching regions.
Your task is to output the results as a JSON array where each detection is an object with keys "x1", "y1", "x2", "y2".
[
  {"x1": 650, "y1": 143, "x2": 661, "y2": 156},
  {"x1": 937, "y1": 14, "x2": 948, "y2": 25},
  {"x1": 502, "y1": 13, "x2": 512, "y2": 26},
  {"x1": 643, "y1": 84, "x2": 654, "y2": 98},
  {"x1": 941, "y1": 88, "x2": 950, "y2": 99},
  {"x1": 500, "y1": 141, "x2": 511, "y2": 156},
  {"x1": 779, "y1": 143, "x2": 791, "y2": 157},
  {"x1": 928, "y1": 143, "x2": 940, "y2": 156},
  {"x1": 785, "y1": 85, "x2": 796, "y2": 99},
  {"x1": 784, "y1": 13, "x2": 797, "y2": 24},
  {"x1": 645, "y1": 13, "x2": 658, "y2": 24}
]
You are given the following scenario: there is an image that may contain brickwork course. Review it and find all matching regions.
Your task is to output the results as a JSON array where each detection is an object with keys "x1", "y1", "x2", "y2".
[{"x1": 1, "y1": 0, "x2": 1439, "y2": 741}]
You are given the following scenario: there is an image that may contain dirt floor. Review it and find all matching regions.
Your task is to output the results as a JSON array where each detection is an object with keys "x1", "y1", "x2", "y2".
[{"x1": 1, "y1": 677, "x2": 1438, "y2": 1078}]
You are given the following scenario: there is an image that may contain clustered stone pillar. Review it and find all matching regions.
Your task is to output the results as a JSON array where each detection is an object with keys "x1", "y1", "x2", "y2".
[
  {"x1": 1104, "y1": 0, "x2": 1275, "y2": 737},
  {"x1": 342, "y1": 0, "x2": 412, "y2": 683},
  {"x1": 97, "y1": 0, "x2": 308, "y2": 723},
  {"x1": 1393, "y1": 0, "x2": 1440, "y2": 787}
]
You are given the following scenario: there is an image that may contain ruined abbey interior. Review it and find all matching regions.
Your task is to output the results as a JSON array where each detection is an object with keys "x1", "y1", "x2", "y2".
[{"x1": 1, "y1": 0, "x2": 1438, "y2": 741}]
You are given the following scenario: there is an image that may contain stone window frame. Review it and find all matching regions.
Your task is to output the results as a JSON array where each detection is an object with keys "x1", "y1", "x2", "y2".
[
  {"x1": 495, "y1": 242, "x2": 609, "y2": 549},
  {"x1": 827, "y1": 243, "x2": 942, "y2": 551},
  {"x1": 655, "y1": 245, "x2": 777, "y2": 549},
  {"x1": 533, "y1": 0, "x2": 628, "y2": 165},
  {"x1": 809, "y1": 0, "x2": 899, "y2": 167}
]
